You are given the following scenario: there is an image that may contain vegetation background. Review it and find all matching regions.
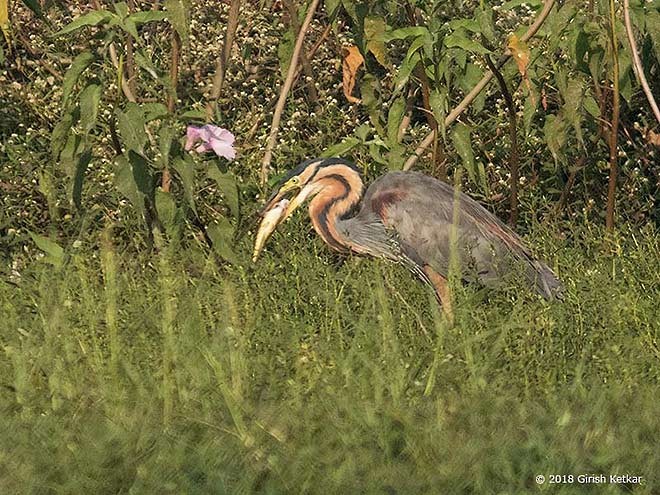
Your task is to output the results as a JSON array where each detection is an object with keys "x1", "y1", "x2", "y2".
[{"x1": 1, "y1": 0, "x2": 659, "y2": 492}]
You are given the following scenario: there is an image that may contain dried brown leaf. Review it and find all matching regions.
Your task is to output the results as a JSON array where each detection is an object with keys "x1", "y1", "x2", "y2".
[{"x1": 342, "y1": 45, "x2": 364, "y2": 104}]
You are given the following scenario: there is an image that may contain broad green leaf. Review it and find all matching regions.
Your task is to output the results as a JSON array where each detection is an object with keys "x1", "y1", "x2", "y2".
[
  {"x1": 164, "y1": 0, "x2": 190, "y2": 43},
  {"x1": 321, "y1": 137, "x2": 360, "y2": 157},
  {"x1": 179, "y1": 109, "x2": 206, "y2": 119},
  {"x1": 116, "y1": 104, "x2": 147, "y2": 153},
  {"x1": 325, "y1": 0, "x2": 341, "y2": 17},
  {"x1": 20, "y1": 0, "x2": 46, "y2": 22},
  {"x1": 475, "y1": 7, "x2": 497, "y2": 45},
  {"x1": 562, "y1": 79, "x2": 584, "y2": 145},
  {"x1": 277, "y1": 28, "x2": 295, "y2": 80},
  {"x1": 61, "y1": 51, "x2": 95, "y2": 106},
  {"x1": 355, "y1": 123, "x2": 371, "y2": 142},
  {"x1": 54, "y1": 10, "x2": 113, "y2": 36},
  {"x1": 360, "y1": 74, "x2": 384, "y2": 137},
  {"x1": 128, "y1": 10, "x2": 168, "y2": 24},
  {"x1": 447, "y1": 19, "x2": 481, "y2": 33},
  {"x1": 114, "y1": 2, "x2": 129, "y2": 19},
  {"x1": 114, "y1": 155, "x2": 144, "y2": 215},
  {"x1": 127, "y1": 150, "x2": 153, "y2": 198},
  {"x1": 120, "y1": 18, "x2": 139, "y2": 40},
  {"x1": 429, "y1": 89, "x2": 448, "y2": 141},
  {"x1": 460, "y1": 63, "x2": 485, "y2": 113},
  {"x1": 451, "y1": 123, "x2": 477, "y2": 185},
  {"x1": 159, "y1": 123, "x2": 175, "y2": 169},
  {"x1": 646, "y1": 11, "x2": 660, "y2": 59},
  {"x1": 207, "y1": 167, "x2": 239, "y2": 219},
  {"x1": 394, "y1": 52, "x2": 418, "y2": 93},
  {"x1": 143, "y1": 102, "x2": 169, "y2": 121},
  {"x1": 155, "y1": 189, "x2": 179, "y2": 233},
  {"x1": 59, "y1": 133, "x2": 81, "y2": 178},
  {"x1": 386, "y1": 96, "x2": 406, "y2": 147},
  {"x1": 523, "y1": 93, "x2": 537, "y2": 136},
  {"x1": 71, "y1": 148, "x2": 92, "y2": 208},
  {"x1": 364, "y1": 16, "x2": 390, "y2": 67},
  {"x1": 29, "y1": 231, "x2": 64, "y2": 267},
  {"x1": 384, "y1": 26, "x2": 428, "y2": 41},
  {"x1": 171, "y1": 157, "x2": 196, "y2": 213},
  {"x1": 51, "y1": 113, "x2": 74, "y2": 160},
  {"x1": 444, "y1": 32, "x2": 490, "y2": 54},
  {"x1": 79, "y1": 83, "x2": 102, "y2": 134},
  {"x1": 500, "y1": 0, "x2": 541, "y2": 9},
  {"x1": 207, "y1": 217, "x2": 240, "y2": 265},
  {"x1": 583, "y1": 95, "x2": 600, "y2": 118},
  {"x1": 543, "y1": 115, "x2": 567, "y2": 164}
]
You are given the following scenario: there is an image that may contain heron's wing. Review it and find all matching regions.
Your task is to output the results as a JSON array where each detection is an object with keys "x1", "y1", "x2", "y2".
[{"x1": 359, "y1": 171, "x2": 562, "y2": 298}]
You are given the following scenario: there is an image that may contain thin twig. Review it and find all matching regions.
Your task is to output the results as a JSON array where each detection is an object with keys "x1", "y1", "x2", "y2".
[
  {"x1": 606, "y1": 0, "x2": 620, "y2": 230},
  {"x1": 485, "y1": 55, "x2": 519, "y2": 226},
  {"x1": 282, "y1": 0, "x2": 319, "y2": 106},
  {"x1": 403, "y1": 0, "x2": 556, "y2": 170},
  {"x1": 260, "y1": 0, "x2": 321, "y2": 186},
  {"x1": 623, "y1": 0, "x2": 660, "y2": 124},
  {"x1": 205, "y1": 0, "x2": 241, "y2": 121}
]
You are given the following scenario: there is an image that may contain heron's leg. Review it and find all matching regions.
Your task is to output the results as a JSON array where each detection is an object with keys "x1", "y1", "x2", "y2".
[{"x1": 423, "y1": 265, "x2": 454, "y2": 321}]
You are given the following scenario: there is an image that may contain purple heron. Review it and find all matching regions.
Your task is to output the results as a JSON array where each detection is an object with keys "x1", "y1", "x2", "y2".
[{"x1": 254, "y1": 157, "x2": 561, "y2": 314}]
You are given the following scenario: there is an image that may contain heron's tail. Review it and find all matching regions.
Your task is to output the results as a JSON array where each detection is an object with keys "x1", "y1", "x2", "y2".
[{"x1": 528, "y1": 259, "x2": 563, "y2": 300}]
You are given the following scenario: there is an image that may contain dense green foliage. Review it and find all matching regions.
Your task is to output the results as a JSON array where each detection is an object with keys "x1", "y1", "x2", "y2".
[{"x1": 1, "y1": 0, "x2": 659, "y2": 492}]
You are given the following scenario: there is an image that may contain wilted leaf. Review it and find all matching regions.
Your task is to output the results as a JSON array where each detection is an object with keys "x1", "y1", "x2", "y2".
[
  {"x1": 0, "y1": 0, "x2": 9, "y2": 44},
  {"x1": 54, "y1": 10, "x2": 113, "y2": 36},
  {"x1": 29, "y1": 231, "x2": 64, "y2": 268},
  {"x1": 364, "y1": 16, "x2": 390, "y2": 68},
  {"x1": 61, "y1": 51, "x2": 95, "y2": 106},
  {"x1": 647, "y1": 130, "x2": 660, "y2": 147},
  {"x1": 342, "y1": 45, "x2": 364, "y2": 103},
  {"x1": 508, "y1": 34, "x2": 533, "y2": 99},
  {"x1": 207, "y1": 167, "x2": 239, "y2": 219}
]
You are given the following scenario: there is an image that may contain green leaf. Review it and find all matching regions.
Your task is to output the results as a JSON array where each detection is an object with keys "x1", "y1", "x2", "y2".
[
  {"x1": 394, "y1": 51, "x2": 418, "y2": 93},
  {"x1": 364, "y1": 16, "x2": 390, "y2": 67},
  {"x1": 72, "y1": 148, "x2": 92, "y2": 209},
  {"x1": 61, "y1": 51, "x2": 95, "y2": 106},
  {"x1": 116, "y1": 104, "x2": 147, "y2": 153},
  {"x1": 29, "y1": 231, "x2": 65, "y2": 268},
  {"x1": 128, "y1": 10, "x2": 167, "y2": 25},
  {"x1": 59, "y1": 133, "x2": 81, "y2": 178},
  {"x1": 475, "y1": 8, "x2": 497, "y2": 45},
  {"x1": 171, "y1": 157, "x2": 196, "y2": 213},
  {"x1": 444, "y1": 32, "x2": 490, "y2": 54},
  {"x1": 500, "y1": 0, "x2": 541, "y2": 10},
  {"x1": 79, "y1": 83, "x2": 102, "y2": 134},
  {"x1": 54, "y1": 10, "x2": 113, "y2": 36},
  {"x1": 543, "y1": 114, "x2": 567, "y2": 164},
  {"x1": 277, "y1": 28, "x2": 295, "y2": 80},
  {"x1": 120, "y1": 18, "x2": 139, "y2": 40},
  {"x1": 134, "y1": 50, "x2": 160, "y2": 80},
  {"x1": 429, "y1": 89, "x2": 448, "y2": 141},
  {"x1": 562, "y1": 79, "x2": 584, "y2": 145},
  {"x1": 115, "y1": 155, "x2": 144, "y2": 216},
  {"x1": 451, "y1": 123, "x2": 477, "y2": 185},
  {"x1": 321, "y1": 137, "x2": 360, "y2": 157},
  {"x1": 447, "y1": 19, "x2": 481, "y2": 33},
  {"x1": 646, "y1": 11, "x2": 660, "y2": 60},
  {"x1": 207, "y1": 167, "x2": 239, "y2": 219},
  {"x1": 523, "y1": 93, "x2": 537, "y2": 136},
  {"x1": 583, "y1": 95, "x2": 600, "y2": 118},
  {"x1": 127, "y1": 150, "x2": 153, "y2": 198},
  {"x1": 207, "y1": 217, "x2": 240, "y2": 265},
  {"x1": 325, "y1": 0, "x2": 341, "y2": 17},
  {"x1": 143, "y1": 102, "x2": 169, "y2": 121},
  {"x1": 360, "y1": 74, "x2": 384, "y2": 137},
  {"x1": 383, "y1": 26, "x2": 428, "y2": 41},
  {"x1": 51, "y1": 113, "x2": 74, "y2": 160},
  {"x1": 155, "y1": 189, "x2": 179, "y2": 234},
  {"x1": 386, "y1": 96, "x2": 406, "y2": 147},
  {"x1": 114, "y1": 2, "x2": 129, "y2": 19},
  {"x1": 164, "y1": 0, "x2": 190, "y2": 43}
]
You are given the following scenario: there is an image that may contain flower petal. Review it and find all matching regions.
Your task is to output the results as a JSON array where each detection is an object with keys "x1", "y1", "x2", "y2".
[
  {"x1": 185, "y1": 125, "x2": 202, "y2": 151},
  {"x1": 195, "y1": 142, "x2": 213, "y2": 153},
  {"x1": 210, "y1": 139, "x2": 236, "y2": 161}
]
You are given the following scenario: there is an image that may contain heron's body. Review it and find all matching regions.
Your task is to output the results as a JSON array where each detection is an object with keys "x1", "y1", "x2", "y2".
[{"x1": 255, "y1": 158, "x2": 562, "y2": 312}]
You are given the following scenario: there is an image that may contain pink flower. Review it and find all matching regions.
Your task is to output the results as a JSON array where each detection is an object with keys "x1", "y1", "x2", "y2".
[{"x1": 185, "y1": 124, "x2": 236, "y2": 161}]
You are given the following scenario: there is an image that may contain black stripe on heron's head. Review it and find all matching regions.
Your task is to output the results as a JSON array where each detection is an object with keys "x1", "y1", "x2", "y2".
[{"x1": 315, "y1": 173, "x2": 351, "y2": 252}]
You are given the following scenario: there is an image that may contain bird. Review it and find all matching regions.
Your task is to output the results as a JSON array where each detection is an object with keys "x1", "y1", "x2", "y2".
[{"x1": 253, "y1": 157, "x2": 562, "y2": 316}]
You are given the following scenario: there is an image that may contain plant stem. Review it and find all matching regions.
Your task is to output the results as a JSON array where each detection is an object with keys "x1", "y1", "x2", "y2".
[
  {"x1": 260, "y1": 0, "x2": 321, "y2": 186},
  {"x1": 164, "y1": 29, "x2": 181, "y2": 193},
  {"x1": 485, "y1": 55, "x2": 519, "y2": 226},
  {"x1": 606, "y1": 0, "x2": 620, "y2": 230},
  {"x1": 623, "y1": 0, "x2": 660, "y2": 124},
  {"x1": 206, "y1": 0, "x2": 241, "y2": 121}
]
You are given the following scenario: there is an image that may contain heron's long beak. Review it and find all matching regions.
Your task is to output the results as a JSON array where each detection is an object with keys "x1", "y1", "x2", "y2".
[{"x1": 252, "y1": 183, "x2": 317, "y2": 262}]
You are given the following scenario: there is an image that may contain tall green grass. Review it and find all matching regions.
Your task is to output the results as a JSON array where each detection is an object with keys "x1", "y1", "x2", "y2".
[{"x1": 1, "y1": 223, "x2": 658, "y2": 493}]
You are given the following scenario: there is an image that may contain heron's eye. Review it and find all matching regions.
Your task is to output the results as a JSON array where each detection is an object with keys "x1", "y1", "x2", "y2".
[{"x1": 290, "y1": 177, "x2": 300, "y2": 185}]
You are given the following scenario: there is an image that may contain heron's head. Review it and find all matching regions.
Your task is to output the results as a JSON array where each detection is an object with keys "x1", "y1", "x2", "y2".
[{"x1": 253, "y1": 157, "x2": 361, "y2": 261}]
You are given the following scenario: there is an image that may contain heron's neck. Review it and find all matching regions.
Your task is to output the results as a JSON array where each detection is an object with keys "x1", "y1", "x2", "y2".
[{"x1": 307, "y1": 165, "x2": 364, "y2": 253}]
